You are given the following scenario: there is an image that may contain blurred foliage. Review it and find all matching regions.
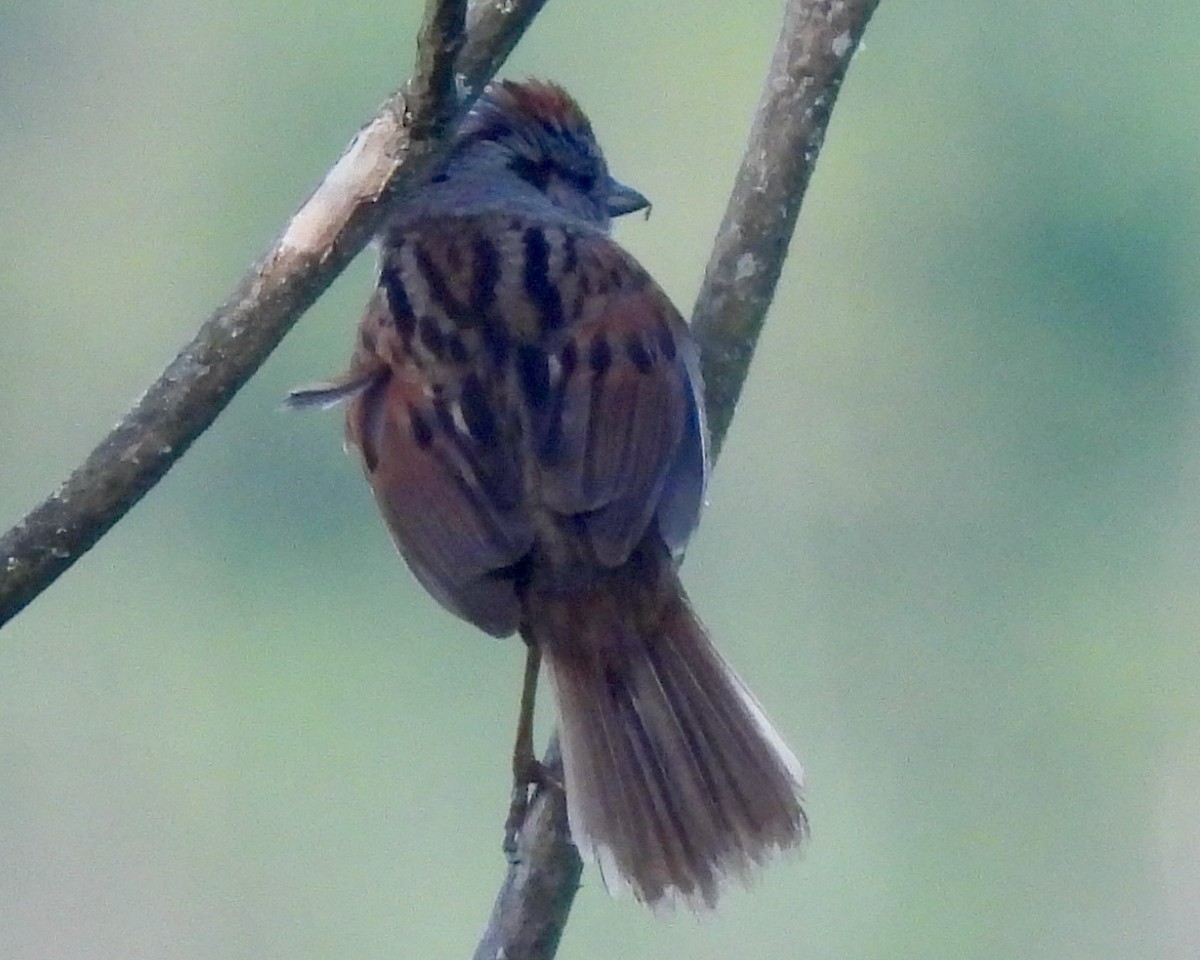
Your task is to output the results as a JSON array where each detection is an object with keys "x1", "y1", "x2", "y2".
[{"x1": 2, "y1": 1, "x2": 1200, "y2": 958}]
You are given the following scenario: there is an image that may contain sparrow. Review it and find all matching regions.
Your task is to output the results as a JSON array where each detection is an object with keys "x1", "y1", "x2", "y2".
[{"x1": 288, "y1": 79, "x2": 807, "y2": 909}]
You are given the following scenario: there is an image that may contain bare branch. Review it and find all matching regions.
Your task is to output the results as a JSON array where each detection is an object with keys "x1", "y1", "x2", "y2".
[
  {"x1": 470, "y1": 0, "x2": 881, "y2": 954},
  {"x1": 473, "y1": 737, "x2": 581, "y2": 960},
  {"x1": 0, "y1": 0, "x2": 548, "y2": 628},
  {"x1": 693, "y1": 0, "x2": 881, "y2": 457},
  {"x1": 410, "y1": 0, "x2": 469, "y2": 141}
]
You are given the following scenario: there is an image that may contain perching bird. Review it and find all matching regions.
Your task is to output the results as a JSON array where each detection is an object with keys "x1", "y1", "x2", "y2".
[{"x1": 288, "y1": 79, "x2": 807, "y2": 909}]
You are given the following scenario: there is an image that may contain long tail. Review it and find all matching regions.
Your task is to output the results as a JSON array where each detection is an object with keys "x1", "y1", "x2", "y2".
[{"x1": 525, "y1": 541, "x2": 807, "y2": 909}]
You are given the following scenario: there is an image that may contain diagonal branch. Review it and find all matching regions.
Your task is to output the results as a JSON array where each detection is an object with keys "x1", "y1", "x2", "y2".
[
  {"x1": 693, "y1": 0, "x2": 882, "y2": 457},
  {"x1": 472, "y1": 1, "x2": 881, "y2": 957},
  {"x1": 473, "y1": 736, "x2": 580, "y2": 960},
  {"x1": 0, "y1": 0, "x2": 547, "y2": 628}
]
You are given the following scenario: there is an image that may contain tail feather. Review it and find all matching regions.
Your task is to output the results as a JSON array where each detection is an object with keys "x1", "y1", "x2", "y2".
[{"x1": 531, "y1": 545, "x2": 807, "y2": 909}]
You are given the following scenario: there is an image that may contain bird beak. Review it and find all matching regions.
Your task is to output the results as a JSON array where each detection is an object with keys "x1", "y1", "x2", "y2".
[{"x1": 606, "y1": 178, "x2": 651, "y2": 218}]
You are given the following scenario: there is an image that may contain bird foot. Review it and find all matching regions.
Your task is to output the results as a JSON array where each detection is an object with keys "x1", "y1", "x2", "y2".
[{"x1": 503, "y1": 757, "x2": 561, "y2": 857}]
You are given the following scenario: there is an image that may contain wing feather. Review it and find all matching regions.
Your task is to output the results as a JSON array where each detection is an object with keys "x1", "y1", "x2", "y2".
[
  {"x1": 347, "y1": 367, "x2": 532, "y2": 637},
  {"x1": 528, "y1": 229, "x2": 703, "y2": 567}
]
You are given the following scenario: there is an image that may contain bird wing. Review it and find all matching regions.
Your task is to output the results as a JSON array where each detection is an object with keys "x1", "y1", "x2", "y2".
[
  {"x1": 343, "y1": 288, "x2": 534, "y2": 638},
  {"x1": 526, "y1": 224, "x2": 708, "y2": 567}
]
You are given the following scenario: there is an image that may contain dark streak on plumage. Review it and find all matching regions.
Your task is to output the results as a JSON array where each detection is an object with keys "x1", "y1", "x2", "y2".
[
  {"x1": 409, "y1": 407, "x2": 434, "y2": 449},
  {"x1": 488, "y1": 552, "x2": 534, "y2": 590},
  {"x1": 482, "y1": 316, "x2": 510, "y2": 367},
  {"x1": 627, "y1": 334, "x2": 654, "y2": 374},
  {"x1": 357, "y1": 381, "x2": 386, "y2": 472},
  {"x1": 460, "y1": 372, "x2": 499, "y2": 447},
  {"x1": 560, "y1": 339, "x2": 579, "y2": 379},
  {"x1": 471, "y1": 236, "x2": 501, "y2": 317},
  {"x1": 508, "y1": 154, "x2": 552, "y2": 192},
  {"x1": 415, "y1": 244, "x2": 463, "y2": 322},
  {"x1": 433, "y1": 395, "x2": 457, "y2": 437},
  {"x1": 380, "y1": 262, "x2": 416, "y2": 341},
  {"x1": 517, "y1": 345, "x2": 551, "y2": 409},
  {"x1": 523, "y1": 227, "x2": 565, "y2": 333},
  {"x1": 562, "y1": 231, "x2": 579, "y2": 274},
  {"x1": 446, "y1": 334, "x2": 470, "y2": 364},
  {"x1": 418, "y1": 314, "x2": 447, "y2": 360},
  {"x1": 589, "y1": 336, "x2": 613, "y2": 376},
  {"x1": 445, "y1": 239, "x2": 464, "y2": 277}
]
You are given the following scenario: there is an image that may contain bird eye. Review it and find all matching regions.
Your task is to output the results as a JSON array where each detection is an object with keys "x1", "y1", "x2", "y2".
[{"x1": 561, "y1": 168, "x2": 598, "y2": 192}]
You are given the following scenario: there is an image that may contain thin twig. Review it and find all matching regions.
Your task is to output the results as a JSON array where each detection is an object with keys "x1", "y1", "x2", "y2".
[
  {"x1": 471, "y1": 1, "x2": 881, "y2": 956},
  {"x1": 0, "y1": 0, "x2": 547, "y2": 628}
]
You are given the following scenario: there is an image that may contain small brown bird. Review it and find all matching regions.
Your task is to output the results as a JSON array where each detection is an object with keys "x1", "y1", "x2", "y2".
[{"x1": 289, "y1": 79, "x2": 806, "y2": 909}]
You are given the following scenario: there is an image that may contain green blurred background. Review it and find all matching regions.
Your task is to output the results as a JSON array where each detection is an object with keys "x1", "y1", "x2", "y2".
[{"x1": 3, "y1": 1, "x2": 1199, "y2": 957}]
